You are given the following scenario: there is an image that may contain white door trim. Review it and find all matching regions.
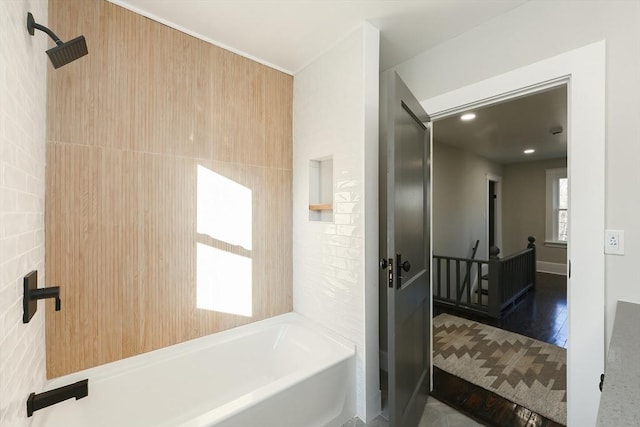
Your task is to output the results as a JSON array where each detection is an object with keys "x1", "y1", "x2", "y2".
[{"x1": 422, "y1": 41, "x2": 606, "y2": 426}]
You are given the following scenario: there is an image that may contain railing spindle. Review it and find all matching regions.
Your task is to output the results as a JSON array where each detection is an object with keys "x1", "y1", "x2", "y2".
[
  {"x1": 476, "y1": 261, "x2": 482, "y2": 307},
  {"x1": 446, "y1": 259, "x2": 451, "y2": 301},
  {"x1": 436, "y1": 258, "x2": 441, "y2": 298},
  {"x1": 466, "y1": 261, "x2": 471, "y2": 305},
  {"x1": 455, "y1": 260, "x2": 461, "y2": 305}
]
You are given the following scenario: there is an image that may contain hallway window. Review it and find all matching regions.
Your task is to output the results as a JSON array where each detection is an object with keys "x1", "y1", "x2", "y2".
[{"x1": 545, "y1": 168, "x2": 568, "y2": 244}]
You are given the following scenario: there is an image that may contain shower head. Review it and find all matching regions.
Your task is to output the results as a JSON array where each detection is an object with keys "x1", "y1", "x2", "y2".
[
  {"x1": 46, "y1": 36, "x2": 88, "y2": 69},
  {"x1": 27, "y1": 12, "x2": 88, "y2": 69}
]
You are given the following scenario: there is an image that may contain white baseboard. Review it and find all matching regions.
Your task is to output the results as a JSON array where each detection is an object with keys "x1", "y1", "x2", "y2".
[{"x1": 537, "y1": 261, "x2": 567, "y2": 275}]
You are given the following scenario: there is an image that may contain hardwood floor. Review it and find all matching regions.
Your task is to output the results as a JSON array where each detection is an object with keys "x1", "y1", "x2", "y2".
[
  {"x1": 432, "y1": 272, "x2": 568, "y2": 426},
  {"x1": 432, "y1": 367, "x2": 564, "y2": 427},
  {"x1": 434, "y1": 272, "x2": 567, "y2": 347}
]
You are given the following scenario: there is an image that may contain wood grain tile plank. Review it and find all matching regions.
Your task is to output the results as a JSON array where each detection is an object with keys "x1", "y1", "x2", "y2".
[
  {"x1": 264, "y1": 70, "x2": 293, "y2": 170},
  {"x1": 46, "y1": 0, "x2": 293, "y2": 378}
]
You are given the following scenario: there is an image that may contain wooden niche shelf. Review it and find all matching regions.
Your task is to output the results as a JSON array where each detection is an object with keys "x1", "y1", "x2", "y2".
[{"x1": 309, "y1": 203, "x2": 333, "y2": 211}]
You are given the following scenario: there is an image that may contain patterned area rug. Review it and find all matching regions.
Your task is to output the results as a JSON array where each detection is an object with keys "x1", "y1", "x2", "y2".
[{"x1": 433, "y1": 313, "x2": 566, "y2": 425}]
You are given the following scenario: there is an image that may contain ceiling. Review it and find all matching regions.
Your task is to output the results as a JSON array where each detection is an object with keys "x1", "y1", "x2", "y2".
[
  {"x1": 433, "y1": 85, "x2": 567, "y2": 164},
  {"x1": 107, "y1": 0, "x2": 527, "y2": 74}
]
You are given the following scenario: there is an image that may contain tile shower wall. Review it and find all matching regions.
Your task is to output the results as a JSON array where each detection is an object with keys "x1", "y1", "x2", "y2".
[
  {"x1": 0, "y1": 0, "x2": 48, "y2": 425},
  {"x1": 293, "y1": 24, "x2": 380, "y2": 421}
]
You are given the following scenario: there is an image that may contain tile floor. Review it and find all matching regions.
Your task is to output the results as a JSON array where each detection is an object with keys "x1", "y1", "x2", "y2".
[{"x1": 342, "y1": 397, "x2": 482, "y2": 427}]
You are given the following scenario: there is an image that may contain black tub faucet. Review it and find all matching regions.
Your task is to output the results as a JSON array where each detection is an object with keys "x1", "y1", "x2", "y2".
[
  {"x1": 27, "y1": 379, "x2": 89, "y2": 417},
  {"x1": 23, "y1": 271, "x2": 61, "y2": 323}
]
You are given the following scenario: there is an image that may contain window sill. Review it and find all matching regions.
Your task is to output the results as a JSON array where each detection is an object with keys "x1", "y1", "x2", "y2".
[{"x1": 544, "y1": 240, "x2": 568, "y2": 248}]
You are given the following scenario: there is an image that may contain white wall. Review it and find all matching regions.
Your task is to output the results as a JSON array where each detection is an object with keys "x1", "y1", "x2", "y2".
[
  {"x1": 432, "y1": 141, "x2": 502, "y2": 260},
  {"x1": 502, "y1": 157, "x2": 568, "y2": 265},
  {"x1": 0, "y1": 0, "x2": 48, "y2": 425},
  {"x1": 293, "y1": 23, "x2": 380, "y2": 421},
  {"x1": 394, "y1": 0, "x2": 640, "y2": 356}
]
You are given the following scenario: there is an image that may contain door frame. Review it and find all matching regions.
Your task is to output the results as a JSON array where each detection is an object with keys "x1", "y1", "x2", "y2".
[
  {"x1": 422, "y1": 41, "x2": 605, "y2": 426},
  {"x1": 486, "y1": 174, "x2": 502, "y2": 255}
]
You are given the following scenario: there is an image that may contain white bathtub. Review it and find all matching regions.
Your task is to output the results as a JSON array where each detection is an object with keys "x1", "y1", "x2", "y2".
[{"x1": 31, "y1": 313, "x2": 356, "y2": 427}]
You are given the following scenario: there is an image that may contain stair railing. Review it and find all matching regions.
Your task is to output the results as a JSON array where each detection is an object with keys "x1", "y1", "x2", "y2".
[
  {"x1": 434, "y1": 236, "x2": 536, "y2": 319},
  {"x1": 458, "y1": 239, "x2": 480, "y2": 300}
]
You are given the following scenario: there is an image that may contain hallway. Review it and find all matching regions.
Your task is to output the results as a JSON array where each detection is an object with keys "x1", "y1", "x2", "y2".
[{"x1": 432, "y1": 272, "x2": 567, "y2": 426}]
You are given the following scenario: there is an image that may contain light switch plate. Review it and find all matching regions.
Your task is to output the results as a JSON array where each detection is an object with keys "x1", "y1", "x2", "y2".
[{"x1": 604, "y1": 229, "x2": 624, "y2": 255}]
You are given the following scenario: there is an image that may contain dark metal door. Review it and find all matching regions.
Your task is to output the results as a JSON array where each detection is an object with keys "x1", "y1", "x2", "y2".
[{"x1": 380, "y1": 72, "x2": 430, "y2": 427}]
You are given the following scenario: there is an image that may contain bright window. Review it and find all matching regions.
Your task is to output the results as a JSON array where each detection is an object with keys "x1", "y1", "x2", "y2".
[{"x1": 545, "y1": 168, "x2": 568, "y2": 244}]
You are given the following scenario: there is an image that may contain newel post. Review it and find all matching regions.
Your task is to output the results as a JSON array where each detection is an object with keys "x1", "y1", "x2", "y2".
[
  {"x1": 528, "y1": 236, "x2": 537, "y2": 288},
  {"x1": 488, "y1": 246, "x2": 501, "y2": 318}
]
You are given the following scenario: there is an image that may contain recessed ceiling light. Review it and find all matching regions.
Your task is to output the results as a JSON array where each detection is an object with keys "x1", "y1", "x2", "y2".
[
  {"x1": 460, "y1": 113, "x2": 476, "y2": 121},
  {"x1": 524, "y1": 149, "x2": 535, "y2": 154}
]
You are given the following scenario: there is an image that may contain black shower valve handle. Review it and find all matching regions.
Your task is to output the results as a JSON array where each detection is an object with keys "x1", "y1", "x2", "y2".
[{"x1": 23, "y1": 271, "x2": 62, "y2": 323}]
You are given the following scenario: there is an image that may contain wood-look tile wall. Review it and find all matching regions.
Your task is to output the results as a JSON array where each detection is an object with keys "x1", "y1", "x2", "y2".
[{"x1": 45, "y1": 0, "x2": 293, "y2": 378}]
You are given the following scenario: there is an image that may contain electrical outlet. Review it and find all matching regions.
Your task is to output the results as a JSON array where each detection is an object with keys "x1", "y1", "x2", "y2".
[{"x1": 604, "y1": 230, "x2": 624, "y2": 255}]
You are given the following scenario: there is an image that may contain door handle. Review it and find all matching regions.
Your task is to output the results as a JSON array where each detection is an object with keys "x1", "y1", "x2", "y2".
[{"x1": 400, "y1": 260, "x2": 411, "y2": 272}]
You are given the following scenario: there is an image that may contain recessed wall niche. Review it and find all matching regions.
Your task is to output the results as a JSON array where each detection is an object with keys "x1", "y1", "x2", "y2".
[{"x1": 309, "y1": 157, "x2": 333, "y2": 222}]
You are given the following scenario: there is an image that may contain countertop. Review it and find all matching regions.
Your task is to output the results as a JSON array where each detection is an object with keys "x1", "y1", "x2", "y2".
[{"x1": 596, "y1": 300, "x2": 640, "y2": 426}]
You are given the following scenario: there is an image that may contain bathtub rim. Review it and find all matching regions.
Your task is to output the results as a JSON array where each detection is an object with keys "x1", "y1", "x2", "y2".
[{"x1": 44, "y1": 311, "x2": 355, "y2": 389}]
